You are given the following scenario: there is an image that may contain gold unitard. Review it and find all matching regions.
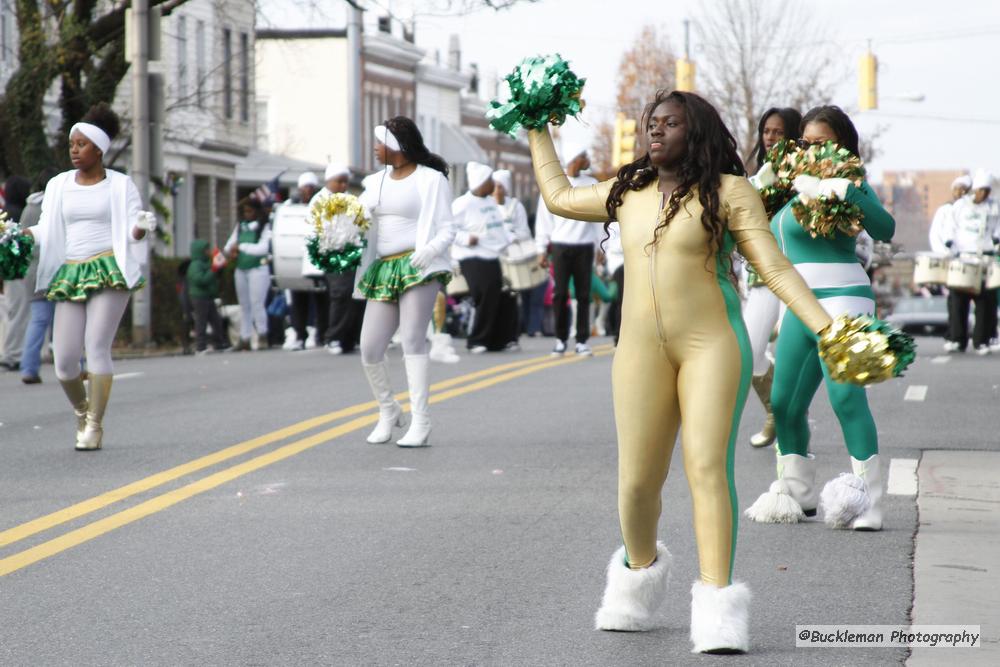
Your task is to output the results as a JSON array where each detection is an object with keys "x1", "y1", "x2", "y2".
[{"x1": 530, "y1": 129, "x2": 831, "y2": 585}]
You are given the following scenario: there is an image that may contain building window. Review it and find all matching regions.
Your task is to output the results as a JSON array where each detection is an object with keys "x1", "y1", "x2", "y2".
[
  {"x1": 239, "y1": 32, "x2": 249, "y2": 123},
  {"x1": 176, "y1": 15, "x2": 188, "y2": 100},
  {"x1": 195, "y1": 20, "x2": 206, "y2": 108},
  {"x1": 222, "y1": 28, "x2": 233, "y2": 120}
]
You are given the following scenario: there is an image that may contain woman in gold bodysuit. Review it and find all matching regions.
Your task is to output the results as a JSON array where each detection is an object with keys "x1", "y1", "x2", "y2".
[{"x1": 529, "y1": 91, "x2": 833, "y2": 654}]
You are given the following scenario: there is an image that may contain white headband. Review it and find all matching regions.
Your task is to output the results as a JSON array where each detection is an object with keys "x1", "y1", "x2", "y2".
[
  {"x1": 374, "y1": 125, "x2": 401, "y2": 152},
  {"x1": 70, "y1": 122, "x2": 111, "y2": 155}
]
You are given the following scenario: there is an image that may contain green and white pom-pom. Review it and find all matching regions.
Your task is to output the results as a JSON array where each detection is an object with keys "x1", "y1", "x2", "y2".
[
  {"x1": 487, "y1": 54, "x2": 586, "y2": 137},
  {"x1": 0, "y1": 213, "x2": 34, "y2": 280}
]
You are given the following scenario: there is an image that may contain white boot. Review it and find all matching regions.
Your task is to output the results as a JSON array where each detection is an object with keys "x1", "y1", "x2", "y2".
[
  {"x1": 819, "y1": 470, "x2": 870, "y2": 529},
  {"x1": 397, "y1": 354, "x2": 431, "y2": 447},
  {"x1": 362, "y1": 361, "x2": 403, "y2": 444},
  {"x1": 690, "y1": 581, "x2": 751, "y2": 654},
  {"x1": 850, "y1": 454, "x2": 884, "y2": 531},
  {"x1": 429, "y1": 333, "x2": 460, "y2": 364},
  {"x1": 594, "y1": 543, "x2": 672, "y2": 631},
  {"x1": 745, "y1": 452, "x2": 817, "y2": 523}
]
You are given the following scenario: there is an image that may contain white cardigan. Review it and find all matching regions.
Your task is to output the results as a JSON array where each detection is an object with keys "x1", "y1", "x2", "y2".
[
  {"x1": 355, "y1": 165, "x2": 456, "y2": 294},
  {"x1": 33, "y1": 169, "x2": 148, "y2": 292}
]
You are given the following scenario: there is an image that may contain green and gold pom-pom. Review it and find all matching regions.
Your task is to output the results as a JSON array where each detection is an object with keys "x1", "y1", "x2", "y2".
[
  {"x1": 757, "y1": 139, "x2": 801, "y2": 218},
  {"x1": 818, "y1": 314, "x2": 917, "y2": 385},
  {"x1": 0, "y1": 211, "x2": 34, "y2": 280},
  {"x1": 487, "y1": 54, "x2": 586, "y2": 137},
  {"x1": 791, "y1": 197, "x2": 865, "y2": 239},
  {"x1": 792, "y1": 141, "x2": 866, "y2": 183}
]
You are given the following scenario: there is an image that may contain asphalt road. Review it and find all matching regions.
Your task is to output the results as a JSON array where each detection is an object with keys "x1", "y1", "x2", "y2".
[{"x1": 0, "y1": 334, "x2": 994, "y2": 666}]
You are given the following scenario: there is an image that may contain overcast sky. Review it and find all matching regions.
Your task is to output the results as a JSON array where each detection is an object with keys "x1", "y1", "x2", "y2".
[{"x1": 259, "y1": 0, "x2": 1000, "y2": 182}]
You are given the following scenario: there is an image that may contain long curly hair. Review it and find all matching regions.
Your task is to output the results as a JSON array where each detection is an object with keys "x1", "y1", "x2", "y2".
[
  {"x1": 384, "y1": 116, "x2": 449, "y2": 176},
  {"x1": 604, "y1": 91, "x2": 746, "y2": 256}
]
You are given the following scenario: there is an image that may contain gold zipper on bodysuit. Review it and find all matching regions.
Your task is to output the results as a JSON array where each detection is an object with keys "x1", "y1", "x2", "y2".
[{"x1": 649, "y1": 201, "x2": 667, "y2": 344}]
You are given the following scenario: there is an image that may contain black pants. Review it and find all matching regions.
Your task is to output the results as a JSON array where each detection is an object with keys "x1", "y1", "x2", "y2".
[
  {"x1": 192, "y1": 297, "x2": 227, "y2": 351},
  {"x1": 948, "y1": 286, "x2": 998, "y2": 349},
  {"x1": 290, "y1": 287, "x2": 330, "y2": 345},
  {"x1": 551, "y1": 243, "x2": 594, "y2": 344},
  {"x1": 325, "y1": 271, "x2": 366, "y2": 352},
  {"x1": 460, "y1": 258, "x2": 518, "y2": 350}
]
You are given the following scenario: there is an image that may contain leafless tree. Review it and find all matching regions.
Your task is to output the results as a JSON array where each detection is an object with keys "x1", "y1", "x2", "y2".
[{"x1": 695, "y1": 0, "x2": 846, "y2": 166}]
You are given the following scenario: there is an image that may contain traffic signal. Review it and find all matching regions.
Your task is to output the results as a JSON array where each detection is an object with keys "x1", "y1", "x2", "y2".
[
  {"x1": 676, "y1": 58, "x2": 696, "y2": 92},
  {"x1": 612, "y1": 113, "x2": 638, "y2": 167},
  {"x1": 859, "y1": 51, "x2": 877, "y2": 110}
]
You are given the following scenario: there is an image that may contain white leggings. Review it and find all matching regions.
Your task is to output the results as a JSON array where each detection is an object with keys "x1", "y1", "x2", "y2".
[
  {"x1": 360, "y1": 282, "x2": 438, "y2": 364},
  {"x1": 53, "y1": 290, "x2": 131, "y2": 379},
  {"x1": 235, "y1": 266, "x2": 270, "y2": 338},
  {"x1": 742, "y1": 286, "x2": 781, "y2": 377}
]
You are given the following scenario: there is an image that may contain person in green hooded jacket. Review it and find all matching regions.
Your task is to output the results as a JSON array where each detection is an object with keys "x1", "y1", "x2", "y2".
[{"x1": 186, "y1": 239, "x2": 229, "y2": 353}]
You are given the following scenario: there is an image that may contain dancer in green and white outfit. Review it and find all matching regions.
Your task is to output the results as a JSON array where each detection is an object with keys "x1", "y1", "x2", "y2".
[{"x1": 746, "y1": 106, "x2": 895, "y2": 530}]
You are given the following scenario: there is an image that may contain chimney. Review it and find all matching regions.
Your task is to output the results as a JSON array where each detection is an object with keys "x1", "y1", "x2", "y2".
[
  {"x1": 403, "y1": 22, "x2": 415, "y2": 43},
  {"x1": 468, "y1": 63, "x2": 479, "y2": 95},
  {"x1": 448, "y1": 34, "x2": 461, "y2": 71}
]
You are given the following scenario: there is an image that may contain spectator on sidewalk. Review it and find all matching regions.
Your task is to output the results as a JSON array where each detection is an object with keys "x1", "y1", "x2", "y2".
[{"x1": 186, "y1": 239, "x2": 230, "y2": 354}]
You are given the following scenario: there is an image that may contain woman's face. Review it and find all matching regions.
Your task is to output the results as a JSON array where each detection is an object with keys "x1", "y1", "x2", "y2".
[
  {"x1": 326, "y1": 175, "x2": 350, "y2": 194},
  {"x1": 801, "y1": 120, "x2": 838, "y2": 147},
  {"x1": 240, "y1": 204, "x2": 257, "y2": 221},
  {"x1": 762, "y1": 114, "x2": 786, "y2": 151},
  {"x1": 647, "y1": 100, "x2": 687, "y2": 168},
  {"x1": 69, "y1": 130, "x2": 102, "y2": 171}
]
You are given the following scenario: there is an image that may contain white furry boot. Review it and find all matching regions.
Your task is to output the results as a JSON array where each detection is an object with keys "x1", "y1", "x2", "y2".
[
  {"x1": 689, "y1": 581, "x2": 751, "y2": 654},
  {"x1": 362, "y1": 361, "x2": 403, "y2": 444},
  {"x1": 429, "y1": 332, "x2": 460, "y2": 364},
  {"x1": 850, "y1": 454, "x2": 884, "y2": 531},
  {"x1": 819, "y1": 469, "x2": 871, "y2": 529},
  {"x1": 594, "y1": 543, "x2": 672, "y2": 631},
  {"x1": 744, "y1": 452, "x2": 817, "y2": 523},
  {"x1": 397, "y1": 354, "x2": 431, "y2": 447}
]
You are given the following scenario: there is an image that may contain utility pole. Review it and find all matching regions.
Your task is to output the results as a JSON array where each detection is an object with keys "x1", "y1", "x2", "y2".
[
  {"x1": 131, "y1": 0, "x2": 152, "y2": 345},
  {"x1": 347, "y1": 4, "x2": 364, "y2": 172}
]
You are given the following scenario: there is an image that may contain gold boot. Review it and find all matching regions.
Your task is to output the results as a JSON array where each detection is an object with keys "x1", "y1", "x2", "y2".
[
  {"x1": 77, "y1": 374, "x2": 113, "y2": 451},
  {"x1": 59, "y1": 375, "x2": 89, "y2": 445},
  {"x1": 749, "y1": 365, "x2": 776, "y2": 448}
]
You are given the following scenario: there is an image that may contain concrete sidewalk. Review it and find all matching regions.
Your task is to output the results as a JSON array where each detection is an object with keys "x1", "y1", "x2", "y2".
[{"x1": 909, "y1": 449, "x2": 1000, "y2": 665}]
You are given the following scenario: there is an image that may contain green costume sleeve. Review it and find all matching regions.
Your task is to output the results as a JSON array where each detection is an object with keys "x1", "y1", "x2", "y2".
[{"x1": 847, "y1": 182, "x2": 895, "y2": 241}]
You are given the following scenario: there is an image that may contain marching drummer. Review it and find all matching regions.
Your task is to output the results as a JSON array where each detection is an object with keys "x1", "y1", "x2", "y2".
[
  {"x1": 452, "y1": 162, "x2": 519, "y2": 353},
  {"x1": 943, "y1": 169, "x2": 1000, "y2": 354},
  {"x1": 930, "y1": 174, "x2": 971, "y2": 255}
]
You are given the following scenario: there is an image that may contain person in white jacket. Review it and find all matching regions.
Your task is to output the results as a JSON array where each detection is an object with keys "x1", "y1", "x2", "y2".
[
  {"x1": 223, "y1": 197, "x2": 271, "y2": 351},
  {"x1": 493, "y1": 168, "x2": 536, "y2": 345},
  {"x1": 23, "y1": 103, "x2": 154, "y2": 451},
  {"x1": 452, "y1": 162, "x2": 517, "y2": 353},
  {"x1": 356, "y1": 118, "x2": 456, "y2": 447},
  {"x1": 943, "y1": 170, "x2": 1000, "y2": 354},
  {"x1": 534, "y1": 142, "x2": 603, "y2": 356},
  {"x1": 929, "y1": 174, "x2": 971, "y2": 255}
]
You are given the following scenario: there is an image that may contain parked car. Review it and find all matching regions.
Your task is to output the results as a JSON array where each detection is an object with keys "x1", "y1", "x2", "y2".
[{"x1": 886, "y1": 295, "x2": 948, "y2": 335}]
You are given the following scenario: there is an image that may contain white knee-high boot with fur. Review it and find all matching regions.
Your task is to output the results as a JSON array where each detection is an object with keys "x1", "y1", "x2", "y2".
[
  {"x1": 397, "y1": 354, "x2": 431, "y2": 447},
  {"x1": 820, "y1": 454, "x2": 883, "y2": 530},
  {"x1": 745, "y1": 452, "x2": 817, "y2": 523},
  {"x1": 690, "y1": 581, "x2": 751, "y2": 654},
  {"x1": 594, "y1": 543, "x2": 672, "y2": 631},
  {"x1": 363, "y1": 361, "x2": 403, "y2": 444}
]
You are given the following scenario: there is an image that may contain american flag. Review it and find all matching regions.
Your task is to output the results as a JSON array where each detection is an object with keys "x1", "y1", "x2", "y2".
[{"x1": 252, "y1": 171, "x2": 284, "y2": 205}]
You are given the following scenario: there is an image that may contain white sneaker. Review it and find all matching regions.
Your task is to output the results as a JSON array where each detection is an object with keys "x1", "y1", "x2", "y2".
[
  {"x1": 575, "y1": 342, "x2": 593, "y2": 356},
  {"x1": 975, "y1": 345, "x2": 991, "y2": 356},
  {"x1": 942, "y1": 340, "x2": 959, "y2": 353},
  {"x1": 505, "y1": 341, "x2": 521, "y2": 352},
  {"x1": 469, "y1": 345, "x2": 488, "y2": 354},
  {"x1": 326, "y1": 342, "x2": 343, "y2": 355},
  {"x1": 551, "y1": 340, "x2": 567, "y2": 357},
  {"x1": 990, "y1": 338, "x2": 1000, "y2": 352}
]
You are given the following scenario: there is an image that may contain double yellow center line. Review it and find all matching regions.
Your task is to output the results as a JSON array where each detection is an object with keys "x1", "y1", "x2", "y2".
[{"x1": 0, "y1": 346, "x2": 612, "y2": 577}]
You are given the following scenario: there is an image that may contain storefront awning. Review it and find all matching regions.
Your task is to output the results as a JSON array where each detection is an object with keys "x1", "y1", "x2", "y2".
[{"x1": 438, "y1": 123, "x2": 488, "y2": 165}]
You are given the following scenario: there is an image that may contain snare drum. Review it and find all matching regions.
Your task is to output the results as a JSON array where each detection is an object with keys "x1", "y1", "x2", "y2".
[
  {"x1": 500, "y1": 240, "x2": 548, "y2": 291},
  {"x1": 913, "y1": 252, "x2": 949, "y2": 285},
  {"x1": 946, "y1": 256, "x2": 984, "y2": 293},
  {"x1": 986, "y1": 257, "x2": 1000, "y2": 290}
]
